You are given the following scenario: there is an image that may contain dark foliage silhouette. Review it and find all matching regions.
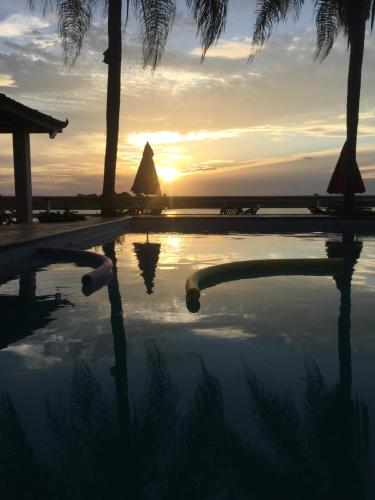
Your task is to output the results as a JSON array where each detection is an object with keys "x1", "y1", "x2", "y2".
[
  {"x1": 245, "y1": 361, "x2": 369, "y2": 499},
  {"x1": 0, "y1": 392, "x2": 46, "y2": 500}
]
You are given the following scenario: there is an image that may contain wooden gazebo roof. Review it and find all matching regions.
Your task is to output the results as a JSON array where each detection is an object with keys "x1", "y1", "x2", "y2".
[{"x1": 0, "y1": 93, "x2": 68, "y2": 138}]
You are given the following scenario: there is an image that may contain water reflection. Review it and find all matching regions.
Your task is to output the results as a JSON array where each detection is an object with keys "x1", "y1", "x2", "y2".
[
  {"x1": 245, "y1": 361, "x2": 369, "y2": 500},
  {"x1": 133, "y1": 234, "x2": 161, "y2": 294},
  {"x1": 0, "y1": 233, "x2": 373, "y2": 499},
  {"x1": 326, "y1": 233, "x2": 362, "y2": 395},
  {"x1": 0, "y1": 271, "x2": 73, "y2": 350},
  {"x1": 2, "y1": 357, "x2": 369, "y2": 499}
]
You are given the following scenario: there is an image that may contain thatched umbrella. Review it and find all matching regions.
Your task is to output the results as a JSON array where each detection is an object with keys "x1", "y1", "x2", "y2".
[
  {"x1": 133, "y1": 234, "x2": 161, "y2": 294},
  {"x1": 131, "y1": 142, "x2": 161, "y2": 196},
  {"x1": 327, "y1": 141, "x2": 365, "y2": 195}
]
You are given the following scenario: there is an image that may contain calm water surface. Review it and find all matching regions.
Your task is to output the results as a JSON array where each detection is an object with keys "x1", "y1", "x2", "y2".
[{"x1": 1, "y1": 232, "x2": 375, "y2": 499}]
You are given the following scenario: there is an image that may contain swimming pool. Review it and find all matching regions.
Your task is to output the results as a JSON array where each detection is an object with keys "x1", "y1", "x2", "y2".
[{"x1": 1, "y1": 231, "x2": 375, "y2": 499}]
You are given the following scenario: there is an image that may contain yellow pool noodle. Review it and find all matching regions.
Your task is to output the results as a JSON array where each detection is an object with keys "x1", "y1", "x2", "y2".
[{"x1": 186, "y1": 258, "x2": 344, "y2": 300}]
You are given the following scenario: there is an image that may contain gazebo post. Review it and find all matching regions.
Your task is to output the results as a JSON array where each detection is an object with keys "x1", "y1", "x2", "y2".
[
  {"x1": 1, "y1": 93, "x2": 68, "y2": 223},
  {"x1": 13, "y1": 128, "x2": 33, "y2": 223}
]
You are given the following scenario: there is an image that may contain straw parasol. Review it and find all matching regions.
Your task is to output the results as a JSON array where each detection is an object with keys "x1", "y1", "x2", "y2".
[
  {"x1": 327, "y1": 141, "x2": 365, "y2": 194},
  {"x1": 131, "y1": 142, "x2": 161, "y2": 196}
]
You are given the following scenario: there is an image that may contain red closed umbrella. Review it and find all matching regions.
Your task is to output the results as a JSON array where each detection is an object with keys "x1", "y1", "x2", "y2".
[{"x1": 327, "y1": 141, "x2": 365, "y2": 194}]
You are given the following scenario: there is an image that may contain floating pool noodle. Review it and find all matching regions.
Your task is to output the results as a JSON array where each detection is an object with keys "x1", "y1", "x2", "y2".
[
  {"x1": 186, "y1": 258, "x2": 344, "y2": 301},
  {"x1": 37, "y1": 247, "x2": 113, "y2": 295}
]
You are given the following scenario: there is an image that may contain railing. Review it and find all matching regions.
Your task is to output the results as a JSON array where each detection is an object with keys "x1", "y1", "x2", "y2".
[{"x1": 2, "y1": 195, "x2": 375, "y2": 211}]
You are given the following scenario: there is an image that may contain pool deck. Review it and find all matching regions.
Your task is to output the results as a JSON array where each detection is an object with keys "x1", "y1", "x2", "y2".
[{"x1": 0, "y1": 216, "x2": 132, "y2": 269}]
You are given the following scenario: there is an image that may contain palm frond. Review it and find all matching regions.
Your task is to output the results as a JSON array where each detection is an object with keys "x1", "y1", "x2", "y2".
[
  {"x1": 58, "y1": 0, "x2": 98, "y2": 65},
  {"x1": 133, "y1": 0, "x2": 176, "y2": 69},
  {"x1": 314, "y1": 0, "x2": 346, "y2": 61},
  {"x1": 186, "y1": 0, "x2": 228, "y2": 59},
  {"x1": 252, "y1": 0, "x2": 304, "y2": 52},
  {"x1": 370, "y1": 0, "x2": 375, "y2": 30},
  {"x1": 27, "y1": 0, "x2": 55, "y2": 16},
  {"x1": 28, "y1": 0, "x2": 99, "y2": 65}
]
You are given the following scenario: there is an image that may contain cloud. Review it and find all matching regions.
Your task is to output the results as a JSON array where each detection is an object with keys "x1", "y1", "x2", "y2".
[
  {"x1": 0, "y1": 14, "x2": 49, "y2": 37},
  {"x1": 0, "y1": 72, "x2": 16, "y2": 87},
  {"x1": 127, "y1": 129, "x2": 241, "y2": 146},
  {"x1": 191, "y1": 38, "x2": 257, "y2": 60}
]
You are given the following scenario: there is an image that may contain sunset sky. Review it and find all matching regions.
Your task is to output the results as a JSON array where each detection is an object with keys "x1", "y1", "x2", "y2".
[{"x1": 1, "y1": 0, "x2": 375, "y2": 196}]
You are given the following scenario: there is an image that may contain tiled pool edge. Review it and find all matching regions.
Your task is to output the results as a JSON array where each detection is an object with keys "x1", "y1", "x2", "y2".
[
  {"x1": 129, "y1": 215, "x2": 375, "y2": 234},
  {"x1": 0, "y1": 217, "x2": 132, "y2": 269}
]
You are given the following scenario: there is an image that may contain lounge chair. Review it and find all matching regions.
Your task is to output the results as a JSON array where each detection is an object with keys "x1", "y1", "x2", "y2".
[
  {"x1": 38, "y1": 209, "x2": 86, "y2": 223},
  {"x1": 220, "y1": 207, "x2": 244, "y2": 215},
  {"x1": 139, "y1": 207, "x2": 163, "y2": 215},
  {"x1": 220, "y1": 205, "x2": 260, "y2": 215},
  {"x1": 0, "y1": 209, "x2": 15, "y2": 225},
  {"x1": 243, "y1": 205, "x2": 261, "y2": 215},
  {"x1": 307, "y1": 206, "x2": 326, "y2": 215},
  {"x1": 308, "y1": 205, "x2": 374, "y2": 216}
]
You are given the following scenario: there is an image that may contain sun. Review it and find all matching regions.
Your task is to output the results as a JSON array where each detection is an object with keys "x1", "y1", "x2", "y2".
[{"x1": 158, "y1": 167, "x2": 180, "y2": 183}]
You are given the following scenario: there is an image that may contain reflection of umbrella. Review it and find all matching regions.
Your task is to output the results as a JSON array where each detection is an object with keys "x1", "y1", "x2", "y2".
[
  {"x1": 131, "y1": 142, "x2": 161, "y2": 196},
  {"x1": 133, "y1": 235, "x2": 161, "y2": 294},
  {"x1": 327, "y1": 141, "x2": 365, "y2": 194},
  {"x1": 0, "y1": 272, "x2": 72, "y2": 349}
]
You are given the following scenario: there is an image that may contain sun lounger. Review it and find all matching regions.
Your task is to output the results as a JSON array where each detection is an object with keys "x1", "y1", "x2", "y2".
[
  {"x1": 122, "y1": 204, "x2": 163, "y2": 216},
  {"x1": 308, "y1": 205, "x2": 374, "y2": 216},
  {"x1": 37, "y1": 210, "x2": 86, "y2": 223},
  {"x1": 220, "y1": 205, "x2": 260, "y2": 215}
]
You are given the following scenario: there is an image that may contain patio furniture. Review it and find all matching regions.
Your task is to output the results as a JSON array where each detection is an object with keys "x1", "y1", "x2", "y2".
[
  {"x1": 220, "y1": 205, "x2": 260, "y2": 215},
  {"x1": 37, "y1": 209, "x2": 86, "y2": 223}
]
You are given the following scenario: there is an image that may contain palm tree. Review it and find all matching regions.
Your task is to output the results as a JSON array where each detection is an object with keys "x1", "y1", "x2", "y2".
[
  {"x1": 28, "y1": 0, "x2": 227, "y2": 215},
  {"x1": 251, "y1": 0, "x2": 375, "y2": 214}
]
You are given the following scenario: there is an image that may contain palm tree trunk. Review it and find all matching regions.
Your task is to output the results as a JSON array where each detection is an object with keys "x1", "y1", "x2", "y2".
[
  {"x1": 344, "y1": 9, "x2": 366, "y2": 215},
  {"x1": 101, "y1": 0, "x2": 122, "y2": 216}
]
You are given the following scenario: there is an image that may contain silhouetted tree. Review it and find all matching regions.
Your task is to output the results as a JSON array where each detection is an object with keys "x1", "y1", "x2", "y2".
[
  {"x1": 28, "y1": 0, "x2": 227, "y2": 215},
  {"x1": 168, "y1": 362, "x2": 238, "y2": 499},
  {"x1": 251, "y1": 0, "x2": 375, "y2": 214},
  {"x1": 245, "y1": 361, "x2": 369, "y2": 499},
  {"x1": 0, "y1": 392, "x2": 46, "y2": 500}
]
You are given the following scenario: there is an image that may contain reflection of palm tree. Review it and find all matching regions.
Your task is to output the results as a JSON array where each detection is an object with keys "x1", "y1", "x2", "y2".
[
  {"x1": 326, "y1": 232, "x2": 363, "y2": 396},
  {"x1": 169, "y1": 362, "x2": 237, "y2": 499},
  {"x1": 103, "y1": 242, "x2": 130, "y2": 442},
  {"x1": 242, "y1": 234, "x2": 369, "y2": 498},
  {"x1": 245, "y1": 362, "x2": 369, "y2": 499},
  {"x1": 45, "y1": 349, "x2": 179, "y2": 498},
  {"x1": 0, "y1": 392, "x2": 44, "y2": 500}
]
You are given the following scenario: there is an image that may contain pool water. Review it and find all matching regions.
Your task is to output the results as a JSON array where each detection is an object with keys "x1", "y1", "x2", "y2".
[{"x1": 1, "y1": 232, "x2": 375, "y2": 499}]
